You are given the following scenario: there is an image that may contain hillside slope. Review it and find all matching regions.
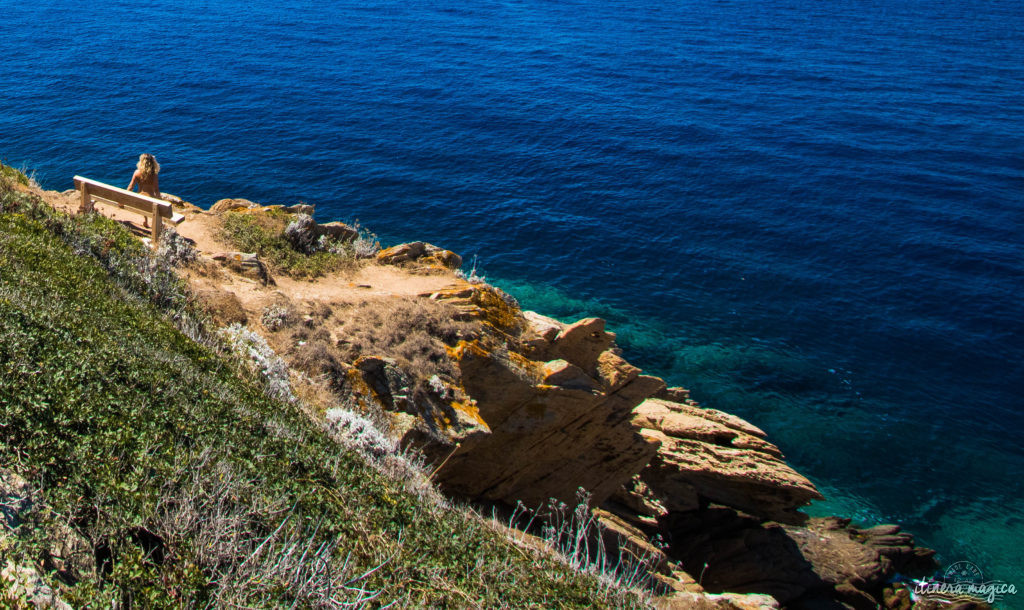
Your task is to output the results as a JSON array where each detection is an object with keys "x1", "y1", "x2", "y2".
[{"x1": 0, "y1": 173, "x2": 639, "y2": 607}]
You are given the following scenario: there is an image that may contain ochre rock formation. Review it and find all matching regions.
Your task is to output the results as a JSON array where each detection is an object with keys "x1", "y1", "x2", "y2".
[
  {"x1": 210, "y1": 198, "x2": 259, "y2": 213},
  {"x1": 630, "y1": 398, "x2": 822, "y2": 524},
  {"x1": 377, "y1": 241, "x2": 463, "y2": 269},
  {"x1": 188, "y1": 225, "x2": 935, "y2": 608},
  {"x1": 350, "y1": 271, "x2": 933, "y2": 608},
  {"x1": 398, "y1": 284, "x2": 822, "y2": 525}
]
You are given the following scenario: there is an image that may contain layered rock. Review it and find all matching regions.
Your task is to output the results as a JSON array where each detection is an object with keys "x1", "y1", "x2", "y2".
[
  {"x1": 420, "y1": 298, "x2": 662, "y2": 508},
  {"x1": 369, "y1": 274, "x2": 934, "y2": 608},
  {"x1": 629, "y1": 398, "x2": 822, "y2": 524},
  {"x1": 405, "y1": 287, "x2": 823, "y2": 524},
  {"x1": 661, "y1": 509, "x2": 935, "y2": 607}
]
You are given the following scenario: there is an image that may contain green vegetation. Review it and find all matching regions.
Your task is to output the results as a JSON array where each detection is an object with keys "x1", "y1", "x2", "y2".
[
  {"x1": 0, "y1": 178, "x2": 638, "y2": 606},
  {"x1": 0, "y1": 161, "x2": 30, "y2": 186},
  {"x1": 219, "y1": 209, "x2": 356, "y2": 279}
]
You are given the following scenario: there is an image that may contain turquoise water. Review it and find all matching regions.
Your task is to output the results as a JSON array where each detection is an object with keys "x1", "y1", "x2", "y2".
[{"x1": 2, "y1": 0, "x2": 1022, "y2": 599}]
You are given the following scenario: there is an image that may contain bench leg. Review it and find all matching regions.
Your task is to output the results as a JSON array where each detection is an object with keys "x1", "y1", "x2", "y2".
[
  {"x1": 152, "y1": 211, "x2": 162, "y2": 246},
  {"x1": 78, "y1": 186, "x2": 93, "y2": 214}
]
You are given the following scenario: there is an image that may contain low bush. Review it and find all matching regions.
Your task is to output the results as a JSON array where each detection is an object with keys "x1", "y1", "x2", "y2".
[
  {"x1": 333, "y1": 299, "x2": 480, "y2": 383},
  {"x1": 219, "y1": 210, "x2": 360, "y2": 279},
  {"x1": 0, "y1": 162, "x2": 30, "y2": 187}
]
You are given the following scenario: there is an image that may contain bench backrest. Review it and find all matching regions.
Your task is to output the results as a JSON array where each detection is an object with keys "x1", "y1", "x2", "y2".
[
  {"x1": 74, "y1": 175, "x2": 175, "y2": 218},
  {"x1": 74, "y1": 175, "x2": 183, "y2": 245}
]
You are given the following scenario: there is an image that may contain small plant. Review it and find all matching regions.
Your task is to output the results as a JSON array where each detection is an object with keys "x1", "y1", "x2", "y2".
[
  {"x1": 456, "y1": 254, "x2": 486, "y2": 284},
  {"x1": 260, "y1": 304, "x2": 291, "y2": 331},
  {"x1": 156, "y1": 227, "x2": 198, "y2": 267},
  {"x1": 219, "y1": 323, "x2": 296, "y2": 403},
  {"x1": 284, "y1": 213, "x2": 318, "y2": 254},
  {"x1": 350, "y1": 220, "x2": 381, "y2": 258},
  {"x1": 325, "y1": 408, "x2": 396, "y2": 459},
  {"x1": 503, "y1": 489, "x2": 665, "y2": 597}
]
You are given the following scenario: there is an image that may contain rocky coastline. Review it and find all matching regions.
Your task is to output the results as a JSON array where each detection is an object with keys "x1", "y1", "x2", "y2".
[
  {"x1": 192, "y1": 199, "x2": 943, "y2": 608},
  {"x1": 14, "y1": 183, "x2": 953, "y2": 608}
]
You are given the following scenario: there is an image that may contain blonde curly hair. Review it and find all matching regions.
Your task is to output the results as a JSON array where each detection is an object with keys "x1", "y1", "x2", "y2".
[{"x1": 136, "y1": 153, "x2": 160, "y2": 179}]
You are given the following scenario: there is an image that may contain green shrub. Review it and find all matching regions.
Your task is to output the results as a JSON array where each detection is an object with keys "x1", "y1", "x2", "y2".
[
  {"x1": 219, "y1": 210, "x2": 357, "y2": 279},
  {"x1": 0, "y1": 161, "x2": 29, "y2": 186}
]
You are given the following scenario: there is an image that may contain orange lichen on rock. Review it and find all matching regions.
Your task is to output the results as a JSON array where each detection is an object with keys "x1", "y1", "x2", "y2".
[
  {"x1": 447, "y1": 339, "x2": 492, "y2": 362},
  {"x1": 468, "y1": 285, "x2": 522, "y2": 334},
  {"x1": 448, "y1": 398, "x2": 488, "y2": 428}
]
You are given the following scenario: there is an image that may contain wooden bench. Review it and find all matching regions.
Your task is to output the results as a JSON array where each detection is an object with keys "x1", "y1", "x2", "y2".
[{"x1": 74, "y1": 175, "x2": 185, "y2": 244}]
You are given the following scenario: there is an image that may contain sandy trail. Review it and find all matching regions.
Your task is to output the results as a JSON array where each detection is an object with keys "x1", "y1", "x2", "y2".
[{"x1": 36, "y1": 186, "x2": 460, "y2": 315}]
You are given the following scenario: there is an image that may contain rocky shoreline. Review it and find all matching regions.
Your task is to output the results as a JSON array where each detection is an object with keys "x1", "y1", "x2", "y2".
[
  {"x1": 188, "y1": 199, "x2": 944, "y2": 608},
  {"x1": 24, "y1": 186, "x2": 952, "y2": 608},
  {"x1": 364, "y1": 252, "x2": 938, "y2": 608}
]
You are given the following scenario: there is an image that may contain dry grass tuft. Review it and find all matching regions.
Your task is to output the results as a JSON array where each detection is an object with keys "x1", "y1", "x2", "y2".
[{"x1": 333, "y1": 299, "x2": 481, "y2": 383}]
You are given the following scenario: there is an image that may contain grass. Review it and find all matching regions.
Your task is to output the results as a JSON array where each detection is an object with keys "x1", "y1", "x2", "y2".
[
  {"x1": 0, "y1": 162, "x2": 30, "y2": 187},
  {"x1": 0, "y1": 177, "x2": 643, "y2": 607},
  {"x1": 218, "y1": 209, "x2": 359, "y2": 279}
]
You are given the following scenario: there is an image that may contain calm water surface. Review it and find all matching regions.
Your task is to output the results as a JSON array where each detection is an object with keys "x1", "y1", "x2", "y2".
[{"x1": 2, "y1": 0, "x2": 1023, "y2": 598}]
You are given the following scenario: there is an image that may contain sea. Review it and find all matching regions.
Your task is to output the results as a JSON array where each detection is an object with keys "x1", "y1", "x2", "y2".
[{"x1": 2, "y1": 0, "x2": 1022, "y2": 601}]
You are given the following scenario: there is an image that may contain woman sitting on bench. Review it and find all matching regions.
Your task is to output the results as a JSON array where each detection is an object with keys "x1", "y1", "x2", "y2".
[{"x1": 127, "y1": 153, "x2": 161, "y2": 228}]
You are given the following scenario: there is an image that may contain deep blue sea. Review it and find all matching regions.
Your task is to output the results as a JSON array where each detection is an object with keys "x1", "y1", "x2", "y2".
[{"x1": 3, "y1": 0, "x2": 1022, "y2": 599}]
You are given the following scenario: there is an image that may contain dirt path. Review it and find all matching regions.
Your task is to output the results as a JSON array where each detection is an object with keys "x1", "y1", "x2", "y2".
[{"x1": 35, "y1": 186, "x2": 462, "y2": 316}]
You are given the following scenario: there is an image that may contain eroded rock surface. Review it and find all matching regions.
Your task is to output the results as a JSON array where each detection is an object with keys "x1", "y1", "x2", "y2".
[
  {"x1": 655, "y1": 510, "x2": 935, "y2": 608},
  {"x1": 377, "y1": 241, "x2": 463, "y2": 269},
  {"x1": 423, "y1": 294, "x2": 662, "y2": 508},
  {"x1": 404, "y1": 286, "x2": 823, "y2": 526},
  {"x1": 175, "y1": 218, "x2": 934, "y2": 608},
  {"x1": 632, "y1": 398, "x2": 821, "y2": 524}
]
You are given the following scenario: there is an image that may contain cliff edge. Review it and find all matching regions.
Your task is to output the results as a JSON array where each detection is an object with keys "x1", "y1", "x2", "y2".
[{"x1": 8, "y1": 177, "x2": 946, "y2": 608}]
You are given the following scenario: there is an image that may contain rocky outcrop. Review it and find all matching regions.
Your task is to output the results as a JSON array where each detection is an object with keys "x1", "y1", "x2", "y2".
[
  {"x1": 400, "y1": 286, "x2": 822, "y2": 523},
  {"x1": 210, "y1": 252, "x2": 274, "y2": 285},
  {"x1": 657, "y1": 509, "x2": 935, "y2": 607},
  {"x1": 210, "y1": 199, "x2": 316, "y2": 217},
  {"x1": 190, "y1": 220, "x2": 931, "y2": 608},
  {"x1": 377, "y1": 241, "x2": 463, "y2": 270},
  {"x1": 283, "y1": 203, "x2": 315, "y2": 215},
  {"x1": 630, "y1": 398, "x2": 821, "y2": 524},
  {"x1": 421, "y1": 294, "x2": 663, "y2": 508},
  {"x1": 210, "y1": 198, "x2": 259, "y2": 213},
  {"x1": 343, "y1": 355, "x2": 490, "y2": 448},
  {"x1": 317, "y1": 221, "x2": 358, "y2": 243},
  {"x1": 334, "y1": 278, "x2": 934, "y2": 608},
  {"x1": 281, "y1": 214, "x2": 359, "y2": 254}
]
